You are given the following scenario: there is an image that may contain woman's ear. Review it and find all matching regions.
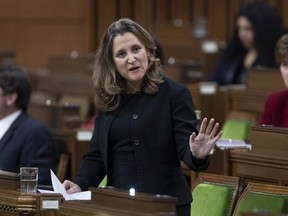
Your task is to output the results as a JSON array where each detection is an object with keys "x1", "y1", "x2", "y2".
[{"x1": 6, "y1": 92, "x2": 18, "y2": 106}]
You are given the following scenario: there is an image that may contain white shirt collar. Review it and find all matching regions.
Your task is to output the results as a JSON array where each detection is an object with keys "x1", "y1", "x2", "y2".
[{"x1": 0, "y1": 110, "x2": 22, "y2": 140}]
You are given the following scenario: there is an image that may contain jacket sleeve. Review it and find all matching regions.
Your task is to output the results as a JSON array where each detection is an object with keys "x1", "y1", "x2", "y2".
[
  {"x1": 75, "y1": 114, "x2": 106, "y2": 191},
  {"x1": 171, "y1": 85, "x2": 209, "y2": 171}
]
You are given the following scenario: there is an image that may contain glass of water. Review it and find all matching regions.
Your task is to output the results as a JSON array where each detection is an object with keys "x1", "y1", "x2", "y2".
[{"x1": 20, "y1": 167, "x2": 38, "y2": 193}]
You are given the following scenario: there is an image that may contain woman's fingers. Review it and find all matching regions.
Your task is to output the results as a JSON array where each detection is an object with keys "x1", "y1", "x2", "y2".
[
  {"x1": 199, "y1": 117, "x2": 208, "y2": 134},
  {"x1": 205, "y1": 118, "x2": 215, "y2": 135},
  {"x1": 199, "y1": 118, "x2": 220, "y2": 136}
]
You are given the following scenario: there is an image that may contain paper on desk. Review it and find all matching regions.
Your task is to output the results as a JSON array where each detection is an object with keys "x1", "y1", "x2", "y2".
[
  {"x1": 216, "y1": 138, "x2": 252, "y2": 150},
  {"x1": 39, "y1": 170, "x2": 91, "y2": 201}
]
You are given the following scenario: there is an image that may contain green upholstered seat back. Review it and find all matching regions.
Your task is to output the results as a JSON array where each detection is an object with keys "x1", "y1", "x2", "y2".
[
  {"x1": 233, "y1": 192, "x2": 288, "y2": 216},
  {"x1": 191, "y1": 183, "x2": 234, "y2": 216},
  {"x1": 221, "y1": 119, "x2": 251, "y2": 140},
  {"x1": 98, "y1": 175, "x2": 107, "y2": 187}
]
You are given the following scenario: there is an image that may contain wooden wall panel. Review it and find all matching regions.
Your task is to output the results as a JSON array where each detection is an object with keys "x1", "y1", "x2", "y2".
[
  {"x1": 227, "y1": 0, "x2": 244, "y2": 36},
  {"x1": 134, "y1": 0, "x2": 154, "y2": 31},
  {"x1": 0, "y1": 0, "x2": 84, "y2": 18},
  {"x1": 0, "y1": 0, "x2": 95, "y2": 70},
  {"x1": 0, "y1": 24, "x2": 86, "y2": 67},
  {"x1": 191, "y1": 0, "x2": 206, "y2": 19},
  {"x1": 206, "y1": 0, "x2": 228, "y2": 40},
  {"x1": 0, "y1": 0, "x2": 288, "y2": 72},
  {"x1": 95, "y1": 0, "x2": 117, "y2": 45},
  {"x1": 154, "y1": 0, "x2": 170, "y2": 24},
  {"x1": 83, "y1": 0, "x2": 96, "y2": 54},
  {"x1": 170, "y1": 0, "x2": 192, "y2": 25},
  {"x1": 118, "y1": 0, "x2": 134, "y2": 19}
]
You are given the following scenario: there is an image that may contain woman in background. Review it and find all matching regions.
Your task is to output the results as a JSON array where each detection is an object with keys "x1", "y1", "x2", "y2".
[
  {"x1": 258, "y1": 34, "x2": 288, "y2": 127},
  {"x1": 210, "y1": 1, "x2": 285, "y2": 86}
]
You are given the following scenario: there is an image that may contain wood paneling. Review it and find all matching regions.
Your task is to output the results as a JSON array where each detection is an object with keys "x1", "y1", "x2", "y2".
[
  {"x1": 0, "y1": 0, "x2": 287, "y2": 74},
  {"x1": 0, "y1": 0, "x2": 95, "y2": 70},
  {"x1": 191, "y1": 0, "x2": 206, "y2": 20},
  {"x1": 207, "y1": 0, "x2": 228, "y2": 40},
  {"x1": 230, "y1": 126, "x2": 288, "y2": 186}
]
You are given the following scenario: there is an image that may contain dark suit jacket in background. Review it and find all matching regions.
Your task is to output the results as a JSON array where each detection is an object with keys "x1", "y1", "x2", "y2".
[
  {"x1": 0, "y1": 112, "x2": 56, "y2": 185},
  {"x1": 76, "y1": 77, "x2": 209, "y2": 206}
]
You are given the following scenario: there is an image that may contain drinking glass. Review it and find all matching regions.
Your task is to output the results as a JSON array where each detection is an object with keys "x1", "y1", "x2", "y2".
[{"x1": 20, "y1": 167, "x2": 38, "y2": 193}]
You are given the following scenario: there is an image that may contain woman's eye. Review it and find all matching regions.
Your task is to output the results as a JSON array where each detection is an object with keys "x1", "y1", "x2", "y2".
[
  {"x1": 117, "y1": 51, "x2": 126, "y2": 58},
  {"x1": 132, "y1": 46, "x2": 141, "y2": 53}
]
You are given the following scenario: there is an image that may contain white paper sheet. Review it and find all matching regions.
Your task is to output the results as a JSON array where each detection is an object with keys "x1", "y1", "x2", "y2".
[
  {"x1": 38, "y1": 169, "x2": 91, "y2": 201},
  {"x1": 216, "y1": 138, "x2": 252, "y2": 150}
]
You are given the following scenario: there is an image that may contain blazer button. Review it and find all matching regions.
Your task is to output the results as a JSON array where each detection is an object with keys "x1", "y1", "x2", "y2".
[
  {"x1": 134, "y1": 140, "x2": 140, "y2": 146},
  {"x1": 132, "y1": 114, "x2": 138, "y2": 119}
]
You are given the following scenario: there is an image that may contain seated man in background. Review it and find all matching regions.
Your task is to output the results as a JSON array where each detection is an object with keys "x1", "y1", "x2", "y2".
[
  {"x1": 0, "y1": 64, "x2": 55, "y2": 186},
  {"x1": 258, "y1": 34, "x2": 288, "y2": 127}
]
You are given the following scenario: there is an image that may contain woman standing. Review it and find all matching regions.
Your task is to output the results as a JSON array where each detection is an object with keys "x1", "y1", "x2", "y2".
[{"x1": 63, "y1": 18, "x2": 222, "y2": 216}]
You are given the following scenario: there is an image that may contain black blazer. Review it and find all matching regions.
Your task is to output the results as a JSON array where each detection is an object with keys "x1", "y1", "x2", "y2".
[
  {"x1": 0, "y1": 112, "x2": 55, "y2": 185},
  {"x1": 76, "y1": 77, "x2": 209, "y2": 205}
]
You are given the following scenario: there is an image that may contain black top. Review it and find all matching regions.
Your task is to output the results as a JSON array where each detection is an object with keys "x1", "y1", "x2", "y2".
[
  {"x1": 108, "y1": 93, "x2": 139, "y2": 190},
  {"x1": 75, "y1": 77, "x2": 209, "y2": 205}
]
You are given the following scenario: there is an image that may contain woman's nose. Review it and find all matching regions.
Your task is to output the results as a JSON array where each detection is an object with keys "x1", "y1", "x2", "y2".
[{"x1": 127, "y1": 53, "x2": 136, "y2": 63}]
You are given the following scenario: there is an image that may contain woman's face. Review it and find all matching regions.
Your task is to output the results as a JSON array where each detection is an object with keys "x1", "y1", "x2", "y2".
[
  {"x1": 237, "y1": 16, "x2": 254, "y2": 49},
  {"x1": 112, "y1": 32, "x2": 148, "y2": 92},
  {"x1": 280, "y1": 54, "x2": 288, "y2": 87}
]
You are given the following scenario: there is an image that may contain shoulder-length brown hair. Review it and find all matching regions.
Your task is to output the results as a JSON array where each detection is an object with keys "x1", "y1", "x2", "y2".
[
  {"x1": 92, "y1": 18, "x2": 164, "y2": 112},
  {"x1": 275, "y1": 34, "x2": 288, "y2": 65}
]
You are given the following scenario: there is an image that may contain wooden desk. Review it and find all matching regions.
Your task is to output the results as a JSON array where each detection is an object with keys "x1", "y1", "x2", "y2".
[
  {"x1": 60, "y1": 187, "x2": 177, "y2": 216},
  {"x1": 241, "y1": 213, "x2": 286, "y2": 216},
  {"x1": 230, "y1": 126, "x2": 288, "y2": 186},
  {"x1": 0, "y1": 171, "x2": 20, "y2": 191},
  {"x1": 0, "y1": 189, "x2": 63, "y2": 216},
  {"x1": 0, "y1": 187, "x2": 176, "y2": 216},
  {"x1": 229, "y1": 68, "x2": 285, "y2": 120},
  {"x1": 0, "y1": 171, "x2": 176, "y2": 215},
  {"x1": 229, "y1": 89, "x2": 267, "y2": 119},
  {"x1": 28, "y1": 103, "x2": 81, "y2": 130},
  {"x1": 0, "y1": 169, "x2": 63, "y2": 215},
  {"x1": 247, "y1": 68, "x2": 285, "y2": 92},
  {"x1": 33, "y1": 70, "x2": 93, "y2": 98},
  {"x1": 46, "y1": 54, "x2": 93, "y2": 75}
]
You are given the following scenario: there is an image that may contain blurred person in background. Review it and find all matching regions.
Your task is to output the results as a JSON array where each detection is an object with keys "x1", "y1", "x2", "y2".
[
  {"x1": 258, "y1": 33, "x2": 288, "y2": 127},
  {"x1": 210, "y1": 0, "x2": 285, "y2": 86},
  {"x1": 0, "y1": 65, "x2": 55, "y2": 186}
]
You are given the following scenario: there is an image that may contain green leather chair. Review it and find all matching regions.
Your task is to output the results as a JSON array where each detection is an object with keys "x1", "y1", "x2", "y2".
[
  {"x1": 98, "y1": 175, "x2": 107, "y2": 187},
  {"x1": 232, "y1": 183, "x2": 288, "y2": 216},
  {"x1": 221, "y1": 110, "x2": 256, "y2": 141},
  {"x1": 221, "y1": 119, "x2": 251, "y2": 141},
  {"x1": 191, "y1": 173, "x2": 240, "y2": 216}
]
